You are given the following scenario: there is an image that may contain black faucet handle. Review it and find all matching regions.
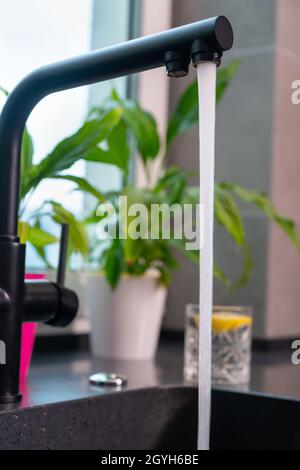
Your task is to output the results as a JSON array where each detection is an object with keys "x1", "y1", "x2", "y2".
[
  {"x1": 57, "y1": 224, "x2": 69, "y2": 286},
  {"x1": 24, "y1": 222, "x2": 79, "y2": 327}
]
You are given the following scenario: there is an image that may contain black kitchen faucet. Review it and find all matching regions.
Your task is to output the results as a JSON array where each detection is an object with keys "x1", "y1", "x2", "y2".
[{"x1": 0, "y1": 16, "x2": 233, "y2": 403}]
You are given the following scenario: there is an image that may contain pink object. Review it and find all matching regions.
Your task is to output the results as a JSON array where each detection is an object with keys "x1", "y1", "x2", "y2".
[{"x1": 20, "y1": 273, "x2": 46, "y2": 381}]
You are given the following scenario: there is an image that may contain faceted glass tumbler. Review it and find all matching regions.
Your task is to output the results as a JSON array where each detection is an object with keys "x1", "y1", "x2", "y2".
[{"x1": 184, "y1": 305, "x2": 253, "y2": 385}]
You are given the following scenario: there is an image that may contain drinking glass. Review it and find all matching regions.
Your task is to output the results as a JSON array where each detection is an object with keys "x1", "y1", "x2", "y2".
[{"x1": 184, "y1": 305, "x2": 253, "y2": 385}]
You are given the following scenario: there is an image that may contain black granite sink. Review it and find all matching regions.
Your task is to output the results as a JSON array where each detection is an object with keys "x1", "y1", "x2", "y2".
[{"x1": 0, "y1": 385, "x2": 300, "y2": 450}]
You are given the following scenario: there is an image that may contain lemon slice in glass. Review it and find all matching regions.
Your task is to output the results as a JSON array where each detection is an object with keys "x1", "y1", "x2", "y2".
[
  {"x1": 212, "y1": 312, "x2": 252, "y2": 333},
  {"x1": 193, "y1": 312, "x2": 252, "y2": 333}
]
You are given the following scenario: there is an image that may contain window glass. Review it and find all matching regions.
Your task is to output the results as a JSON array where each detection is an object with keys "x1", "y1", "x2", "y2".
[{"x1": 0, "y1": 0, "x2": 93, "y2": 267}]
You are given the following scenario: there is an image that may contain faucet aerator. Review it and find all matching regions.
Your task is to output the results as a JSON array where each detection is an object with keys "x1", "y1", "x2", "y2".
[{"x1": 164, "y1": 51, "x2": 190, "y2": 78}]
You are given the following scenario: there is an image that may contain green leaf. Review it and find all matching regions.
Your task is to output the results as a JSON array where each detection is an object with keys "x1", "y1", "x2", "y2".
[
  {"x1": 18, "y1": 221, "x2": 31, "y2": 244},
  {"x1": 171, "y1": 239, "x2": 200, "y2": 264},
  {"x1": 157, "y1": 266, "x2": 171, "y2": 287},
  {"x1": 28, "y1": 225, "x2": 58, "y2": 247},
  {"x1": 214, "y1": 185, "x2": 245, "y2": 246},
  {"x1": 52, "y1": 175, "x2": 106, "y2": 203},
  {"x1": 111, "y1": 89, "x2": 160, "y2": 164},
  {"x1": 167, "y1": 81, "x2": 198, "y2": 147},
  {"x1": 29, "y1": 218, "x2": 54, "y2": 268},
  {"x1": 232, "y1": 242, "x2": 253, "y2": 290},
  {"x1": 170, "y1": 182, "x2": 253, "y2": 288},
  {"x1": 170, "y1": 237, "x2": 233, "y2": 287},
  {"x1": 155, "y1": 166, "x2": 188, "y2": 205},
  {"x1": 32, "y1": 244, "x2": 53, "y2": 269},
  {"x1": 84, "y1": 205, "x2": 110, "y2": 225},
  {"x1": 220, "y1": 182, "x2": 300, "y2": 251},
  {"x1": 18, "y1": 220, "x2": 58, "y2": 246},
  {"x1": 0, "y1": 85, "x2": 8, "y2": 96},
  {"x1": 158, "y1": 243, "x2": 179, "y2": 270},
  {"x1": 215, "y1": 60, "x2": 241, "y2": 102},
  {"x1": 214, "y1": 185, "x2": 254, "y2": 288},
  {"x1": 20, "y1": 127, "x2": 34, "y2": 199},
  {"x1": 213, "y1": 264, "x2": 231, "y2": 286},
  {"x1": 167, "y1": 60, "x2": 240, "y2": 146},
  {"x1": 120, "y1": 187, "x2": 153, "y2": 263},
  {"x1": 102, "y1": 238, "x2": 125, "y2": 288},
  {"x1": 184, "y1": 184, "x2": 246, "y2": 247},
  {"x1": 84, "y1": 119, "x2": 130, "y2": 172},
  {"x1": 48, "y1": 201, "x2": 89, "y2": 256},
  {"x1": 23, "y1": 108, "x2": 122, "y2": 197},
  {"x1": 21, "y1": 128, "x2": 34, "y2": 176}
]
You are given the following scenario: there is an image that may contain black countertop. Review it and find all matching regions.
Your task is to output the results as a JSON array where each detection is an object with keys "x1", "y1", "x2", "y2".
[
  {"x1": 1, "y1": 338, "x2": 300, "y2": 450},
  {"x1": 13, "y1": 337, "x2": 300, "y2": 410}
]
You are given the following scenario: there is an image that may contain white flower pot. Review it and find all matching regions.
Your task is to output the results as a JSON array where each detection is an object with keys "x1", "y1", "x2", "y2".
[{"x1": 85, "y1": 272, "x2": 167, "y2": 360}]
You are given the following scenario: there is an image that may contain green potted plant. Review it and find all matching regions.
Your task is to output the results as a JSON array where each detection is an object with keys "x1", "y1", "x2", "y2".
[{"x1": 81, "y1": 62, "x2": 300, "y2": 360}]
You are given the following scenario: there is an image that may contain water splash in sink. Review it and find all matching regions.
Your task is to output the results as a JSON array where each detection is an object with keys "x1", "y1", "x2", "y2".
[{"x1": 196, "y1": 62, "x2": 217, "y2": 450}]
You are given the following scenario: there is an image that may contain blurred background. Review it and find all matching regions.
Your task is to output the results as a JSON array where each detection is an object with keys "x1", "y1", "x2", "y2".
[{"x1": 0, "y1": 0, "x2": 299, "y2": 347}]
